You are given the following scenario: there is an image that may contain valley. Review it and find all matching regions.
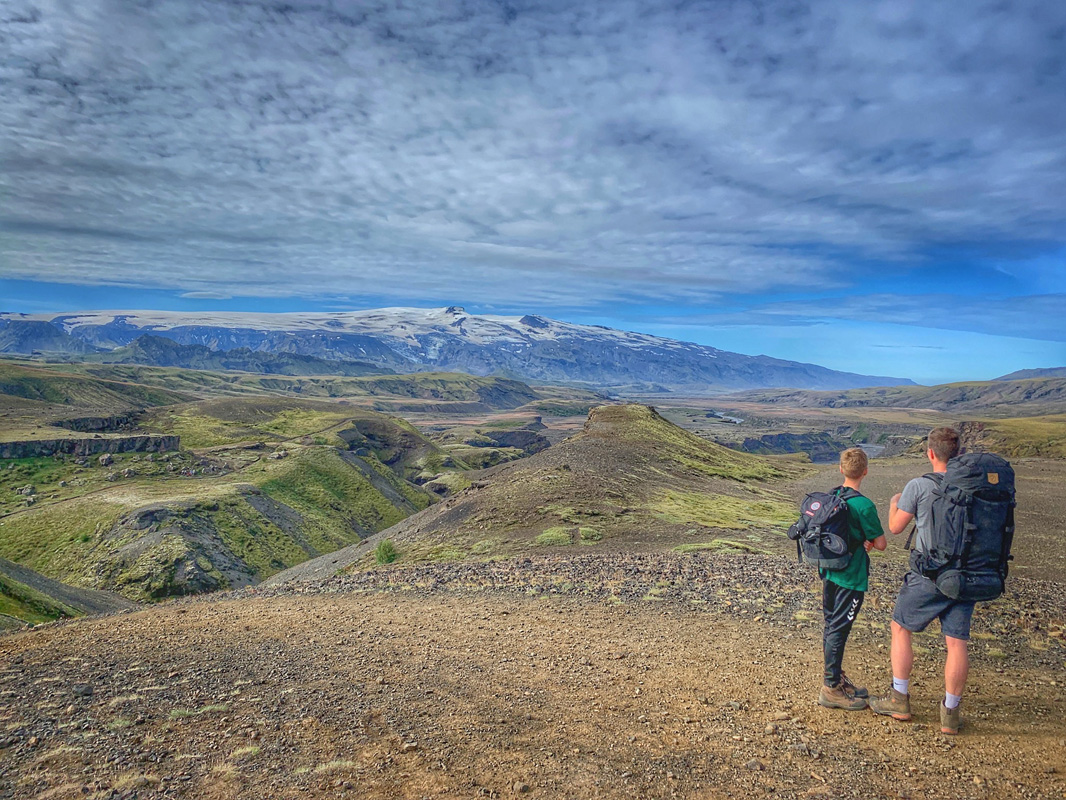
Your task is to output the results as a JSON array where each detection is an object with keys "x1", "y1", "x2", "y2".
[{"x1": 1, "y1": 345, "x2": 1065, "y2": 799}]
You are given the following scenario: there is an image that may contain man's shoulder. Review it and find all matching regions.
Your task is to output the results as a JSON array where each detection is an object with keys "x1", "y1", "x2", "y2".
[
  {"x1": 845, "y1": 493, "x2": 876, "y2": 512},
  {"x1": 903, "y1": 474, "x2": 939, "y2": 495}
]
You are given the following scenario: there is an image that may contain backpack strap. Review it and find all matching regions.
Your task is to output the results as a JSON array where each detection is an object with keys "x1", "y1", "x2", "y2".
[
  {"x1": 832, "y1": 486, "x2": 864, "y2": 554},
  {"x1": 836, "y1": 485, "x2": 862, "y2": 501},
  {"x1": 903, "y1": 473, "x2": 945, "y2": 551}
]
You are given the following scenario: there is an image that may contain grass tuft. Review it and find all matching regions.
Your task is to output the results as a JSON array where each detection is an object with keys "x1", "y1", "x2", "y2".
[
  {"x1": 375, "y1": 539, "x2": 398, "y2": 564},
  {"x1": 535, "y1": 527, "x2": 572, "y2": 546}
]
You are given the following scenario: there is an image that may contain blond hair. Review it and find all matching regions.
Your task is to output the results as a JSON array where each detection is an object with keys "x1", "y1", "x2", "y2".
[{"x1": 840, "y1": 447, "x2": 868, "y2": 479}]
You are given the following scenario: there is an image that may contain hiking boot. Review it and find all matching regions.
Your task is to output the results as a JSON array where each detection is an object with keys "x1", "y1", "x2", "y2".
[
  {"x1": 940, "y1": 702, "x2": 961, "y2": 735},
  {"x1": 840, "y1": 672, "x2": 869, "y2": 699},
  {"x1": 868, "y1": 689, "x2": 912, "y2": 721},
  {"x1": 818, "y1": 683, "x2": 867, "y2": 710}
]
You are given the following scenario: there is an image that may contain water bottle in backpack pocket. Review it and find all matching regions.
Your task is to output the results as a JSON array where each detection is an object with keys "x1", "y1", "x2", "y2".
[
  {"x1": 912, "y1": 453, "x2": 1016, "y2": 602},
  {"x1": 788, "y1": 487, "x2": 860, "y2": 570}
]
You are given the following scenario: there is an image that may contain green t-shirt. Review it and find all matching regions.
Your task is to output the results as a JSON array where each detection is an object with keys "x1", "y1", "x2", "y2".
[{"x1": 820, "y1": 493, "x2": 884, "y2": 592}]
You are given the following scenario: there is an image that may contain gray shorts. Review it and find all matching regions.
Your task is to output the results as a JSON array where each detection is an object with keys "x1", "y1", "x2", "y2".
[{"x1": 892, "y1": 571, "x2": 976, "y2": 641}]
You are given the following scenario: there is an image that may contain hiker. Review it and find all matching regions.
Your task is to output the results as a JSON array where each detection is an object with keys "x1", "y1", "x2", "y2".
[
  {"x1": 869, "y1": 426, "x2": 1015, "y2": 734},
  {"x1": 790, "y1": 447, "x2": 886, "y2": 709}
]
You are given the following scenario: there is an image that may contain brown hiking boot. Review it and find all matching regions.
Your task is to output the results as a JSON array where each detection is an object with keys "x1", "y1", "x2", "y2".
[
  {"x1": 818, "y1": 683, "x2": 867, "y2": 710},
  {"x1": 869, "y1": 688, "x2": 912, "y2": 721},
  {"x1": 840, "y1": 672, "x2": 869, "y2": 699},
  {"x1": 940, "y1": 702, "x2": 961, "y2": 735}
]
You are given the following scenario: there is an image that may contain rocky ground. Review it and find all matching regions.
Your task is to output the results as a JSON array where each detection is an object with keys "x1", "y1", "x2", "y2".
[{"x1": 2, "y1": 552, "x2": 1064, "y2": 800}]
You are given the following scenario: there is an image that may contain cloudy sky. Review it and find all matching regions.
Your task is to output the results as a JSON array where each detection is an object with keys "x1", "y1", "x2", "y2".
[{"x1": 2, "y1": 0, "x2": 1065, "y2": 383}]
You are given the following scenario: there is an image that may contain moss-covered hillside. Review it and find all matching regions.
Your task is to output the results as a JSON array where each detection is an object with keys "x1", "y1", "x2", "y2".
[
  {"x1": 0, "y1": 402, "x2": 457, "y2": 601},
  {"x1": 270, "y1": 404, "x2": 811, "y2": 579}
]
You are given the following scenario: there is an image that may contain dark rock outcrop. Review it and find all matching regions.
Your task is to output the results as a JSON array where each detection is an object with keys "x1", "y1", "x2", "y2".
[
  {"x1": 0, "y1": 435, "x2": 179, "y2": 460},
  {"x1": 52, "y1": 414, "x2": 138, "y2": 433}
]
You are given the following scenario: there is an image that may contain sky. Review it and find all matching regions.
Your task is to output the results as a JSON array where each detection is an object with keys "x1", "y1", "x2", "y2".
[{"x1": 2, "y1": 0, "x2": 1065, "y2": 385}]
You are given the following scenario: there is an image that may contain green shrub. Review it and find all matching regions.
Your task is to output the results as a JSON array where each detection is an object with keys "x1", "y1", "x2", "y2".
[
  {"x1": 375, "y1": 539, "x2": 398, "y2": 564},
  {"x1": 535, "y1": 527, "x2": 572, "y2": 546},
  {"x1": 579, "y1": 527, "x2": 602, "y2": 542}
]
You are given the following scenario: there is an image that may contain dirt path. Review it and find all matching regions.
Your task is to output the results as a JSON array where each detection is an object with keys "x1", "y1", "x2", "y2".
[{"x1": 2, "y1": 554, "x2": 1063, "y2": 800}]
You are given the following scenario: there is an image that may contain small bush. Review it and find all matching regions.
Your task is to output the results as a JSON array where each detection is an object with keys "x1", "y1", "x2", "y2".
[
  {"x1": 535, "y1": 527, "x2": 572, "y2": 546},
  {"x1": 375, "y1": 539, "x2": 398, "y2": 564},
  {"x1": 579, "y1": 527, "x2": 602, "y2": 542}
]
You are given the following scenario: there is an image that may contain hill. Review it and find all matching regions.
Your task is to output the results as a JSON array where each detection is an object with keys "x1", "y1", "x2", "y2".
[
  {"x1": 0, "y1": 361, "x2": 193, "y2": 439},
  {"x1": 1, "y1": 308, "x2": 914, "y2": 391},
  {"x1": 957, "y1": 416, "x2": 1066, "y2": 459},
  {"x1": 0, "y1": 557, "x2": 134, "y2": 631},
  {"x1": 996, "y1": 366, "x2": 1066, "y2": 380},
  {"x1": 0, "y1": 360, "x2": 542, "y2": 443},
  {"x1": 93, "y1": 334, "x2": 391, "y2": 377},
  {"x1": 723, "y1": 377, "x2": 1066, "y2": 417},
  {"x1": 0, "y1": 400, "x2": 455, "y2": 601},
  {"x1": 268, "y1": 404, "x2": 806, "y2": 582}
]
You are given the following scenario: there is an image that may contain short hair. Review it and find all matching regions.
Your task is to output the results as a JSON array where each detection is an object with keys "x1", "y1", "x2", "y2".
[
  {"x1": 840, "y1": 447, "x2": 868, "y2": 479},
  {"x1": 927, "y1": 427, "x2": 961, "y2": 463}
]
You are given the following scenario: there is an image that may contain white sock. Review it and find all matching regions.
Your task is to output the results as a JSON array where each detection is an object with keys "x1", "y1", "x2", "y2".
[
  {"x1": 944, "y1": 692, "x2": 961, "y2": 709},
  {"x1": 892, "y1": 677, "x2": 910, "y2": 695}
]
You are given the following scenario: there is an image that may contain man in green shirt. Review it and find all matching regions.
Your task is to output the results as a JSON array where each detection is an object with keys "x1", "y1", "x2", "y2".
[{"x1": 819, "y1": 447, "x2": 887, "y2": 710}]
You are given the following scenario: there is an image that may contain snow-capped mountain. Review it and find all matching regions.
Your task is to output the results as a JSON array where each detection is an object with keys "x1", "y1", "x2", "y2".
[{"x1": 0, "y1": 307, "x2": 913, "y2": 391}]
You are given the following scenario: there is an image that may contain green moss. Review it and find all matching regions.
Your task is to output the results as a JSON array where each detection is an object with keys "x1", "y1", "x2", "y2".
[
  {"x1": 535, "y1": 527, "x2": 573, "y2": 546},
  {"x1": 471, "y1": 538, "x2": 502, "y2": 555},
  {"x1": 0, "y1": 496, "x2": 125, "y2": 584},
  {"x1": 650, "y1": 489, "x2": 795, "y2": 531},
  {"x1": 426, "y1": 471, "x2": 473, "y2": 493},
  {"x1": 674, "y1": 539, "x2": 771, "y2": 555},
  {"x1": 0, "y1": 574, "x2": 79, "y2": 624},
  {"x1": 258, "y1": 449, "x2": 420, "y2": 553},
  {"x1": 414, "y1": 544, "x2": 466, "y2": 562},
  {"x1": 578, "y1": 527, "x2": 602, "y2": 543},
  {"x1": 585, "y1": 405, "x2": 791, "y2": 482},
  {"x1": 210, "y1": 498, "x2": 310, "y2": 578}
]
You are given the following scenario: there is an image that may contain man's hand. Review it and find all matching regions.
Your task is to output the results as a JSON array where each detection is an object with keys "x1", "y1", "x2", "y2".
[{"x1": 864, "y1": 540, "x2": 875, "y2": 552}]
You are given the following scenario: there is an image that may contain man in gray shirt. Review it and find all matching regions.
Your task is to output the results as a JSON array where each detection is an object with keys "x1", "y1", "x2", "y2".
[{"x1": 869, "y1": 427, "x2": 973, "y2": 735}]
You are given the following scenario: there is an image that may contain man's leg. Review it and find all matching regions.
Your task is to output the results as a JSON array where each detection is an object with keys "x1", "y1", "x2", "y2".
[
  {"x1": 939, "y1": 600, "x2": 975, "y2": 733},
  {"x1": 870, "y1": 620, "x2": 914, "y2": 719},
  {"x1": 944, "y1": 635, "x2": 968, "y2": 697},
  {"x1": 823, "y1": 583, "x2": 863, "y2": 686},
  {"x1": 940, "y1": 635, "x2": 969, "y2": 734},
  {"x1": 891, "y1": 620, "x2": 914, "y2": 682},
  {"x1": 819, "y1": 581, "x2": 866, "y2": 710}
]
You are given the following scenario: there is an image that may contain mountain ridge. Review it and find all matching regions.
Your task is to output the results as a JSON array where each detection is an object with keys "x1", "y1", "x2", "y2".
[
  {"x1": 92, "y1": 334, "x2": 392, "y2": 377},
  {"x1": 0, "y1": 308, "x2": 914, "y2": 391},
  {"x1": 996, "y1": 366, "x2": 1066, "y2": 380}
]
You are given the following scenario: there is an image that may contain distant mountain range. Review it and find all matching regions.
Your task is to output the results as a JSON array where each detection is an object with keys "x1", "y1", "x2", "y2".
[
  {"x1": 91, "y1": 334, "x2": 390, "y2": 377},
  {"x1": 0, "y1": 307, "x2": 914, "y2": 392},
  {"x1": 995, "y1": 367, "x2": 1066, "y2": 380},
  {"x1": 723, "y1": 378, "x2": 1066, "y2": 416}
]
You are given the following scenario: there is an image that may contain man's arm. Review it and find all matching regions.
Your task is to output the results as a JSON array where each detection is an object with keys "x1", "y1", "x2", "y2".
[
  {"x1": 856, "y1": 498, "x2": 887, "y2": 552},
  {"x1": 888, "y1": 491, "x2": 915, "y2": 535},
  {"x1": 865, "y1": 534, "x2": 888, "y2": 552}
]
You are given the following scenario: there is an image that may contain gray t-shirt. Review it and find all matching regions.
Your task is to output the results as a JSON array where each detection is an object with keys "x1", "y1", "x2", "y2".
[{"x1": 898, "y1": 473, "x2": 943, "y2": 553}]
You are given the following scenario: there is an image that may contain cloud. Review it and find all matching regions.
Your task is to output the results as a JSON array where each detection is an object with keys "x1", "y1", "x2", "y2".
[
  {"x1": 0, "y1": 0, "x2": 1064, "y2": 333},
  {"x1": 650, "y1": 293, "x2": 1066, "y2": 343},
  {"x1": 179, "y1": 290, "x2": 233, "y2": 300}
]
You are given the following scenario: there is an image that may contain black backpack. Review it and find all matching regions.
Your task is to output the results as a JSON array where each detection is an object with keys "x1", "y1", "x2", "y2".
[
  {"x1": 788, "y1": 487, "x2": 861, "y2": 570},
  {"x1": 911, "y1": 452, "x2": 1016, "y2": 602}
]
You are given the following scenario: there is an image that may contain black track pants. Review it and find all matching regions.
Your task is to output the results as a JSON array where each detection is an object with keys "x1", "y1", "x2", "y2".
[{"x1": 823, "y1": 581, "x2": 865, "y2": 687}]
